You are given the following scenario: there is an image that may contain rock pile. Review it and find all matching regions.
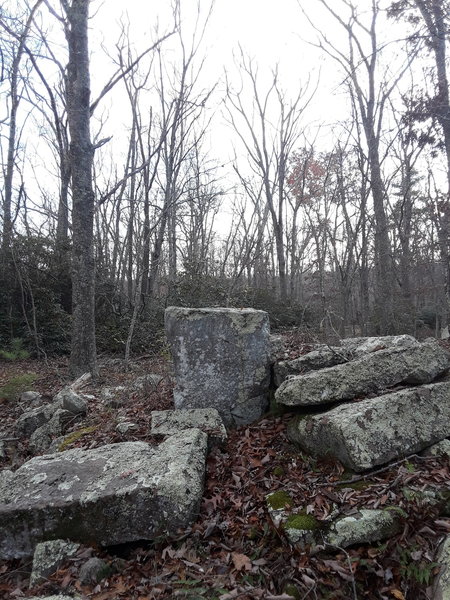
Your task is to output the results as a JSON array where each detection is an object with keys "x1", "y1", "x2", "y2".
[{"x1": 274, "y1": 337, "x2": 450, "y2": 471}]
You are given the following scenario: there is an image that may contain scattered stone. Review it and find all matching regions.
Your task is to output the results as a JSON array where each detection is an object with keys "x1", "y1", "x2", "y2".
[
  {"x1": 151, "y1": 408, "x2": 227, "y2": 448},
  {"x1": 29, "y1": 410, "x2": 75, "y2": 454},
  {"x1": 20, "y1": 391, "x2": 42, "y2": 404},
  {"x1": 325, "y1": 509, "x2": 402, "y2": 549},
  {"x1": 54, "y1": 388, "x2": 87, "y2": 415},
  {"x1": 433, "y1": 535, "x2": 450, "y2": 600},
  {"x1": 101, "y1": 386, "x2": 129, "y2": 408},
  {"x1": 287, "y1": 382, "x2": 450, "y2": 472},
  {"x1": 0, "y1": 441, "x2": 6, "y2": 460},
  {"x1": 29, "y1": 539, "x2": 79, "y2": 587},
  {"x1": 15, "y1": 404, "x2": 55, "y2": 436},
  {"x1": 116, "y1": 421, "x2": 138, "y2": 435},
  {"x1": 165, "y1": 306, "x2": 271, "y2": 426},
  {"x1": 133, "y1": 374, "x2": 163, "y2": 391},
  {"x1": 276, "y1": 341, "x2": 450, "y2": 407},
  {"x1": 269, "y1": 334, "x2": 287, "y2": 361},
  {"x1": 0, "y1": 429, "x2": 208, "y2": 558},
  {"x1": 78, "y1": 556, "x2": 111, "y2": 585},
  {"x1": 423, "y1": 439, "x2": 450, "y2": 460}
]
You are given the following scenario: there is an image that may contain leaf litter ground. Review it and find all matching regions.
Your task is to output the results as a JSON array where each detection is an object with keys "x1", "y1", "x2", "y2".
[{"x1": 0, "y1": 345, "x2": 449, "y2": 600}]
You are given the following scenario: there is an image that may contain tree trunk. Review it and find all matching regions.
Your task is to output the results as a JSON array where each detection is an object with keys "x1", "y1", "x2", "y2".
[{"x1": 65, "y1": 0, "x2": 97, "y2": 377}]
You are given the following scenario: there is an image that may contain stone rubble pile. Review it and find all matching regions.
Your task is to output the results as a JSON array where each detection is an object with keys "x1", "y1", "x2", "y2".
[
  {"x1": 1, "y1": 308, "x2": 449, "y2": 598},
  {"x1": 274, "y1": 337, "x2": 450, "y2": 470}
]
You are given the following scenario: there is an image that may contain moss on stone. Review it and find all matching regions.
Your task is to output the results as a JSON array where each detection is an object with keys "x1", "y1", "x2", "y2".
[
  {"x1": 57, "y1": 426, "x2": 97, "y2": 451},
  {"x1": 284, "y1": 512, "x2": 319, "y2": 531},
  {"x1": 266, "y1": 490, "x2": 293, "y2": 510}
]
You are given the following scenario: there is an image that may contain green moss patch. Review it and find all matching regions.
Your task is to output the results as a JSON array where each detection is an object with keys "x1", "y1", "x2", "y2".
[
  {"x1": 57, "y1": 426, "x2": 98, "y2": 451},
  {"x1": 284, "y1": 512, "x2": 319, "y2": 531},
  {"x1": 0, "y1": 373, "x2": 37, "y2": 401},
  {"x1": 267, "y1": 490, "x2": 293, "y2": 510}
]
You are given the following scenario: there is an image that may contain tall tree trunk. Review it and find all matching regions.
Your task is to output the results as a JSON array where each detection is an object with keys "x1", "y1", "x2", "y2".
[{"x1": 65, "y1": 0, "x2": 97, "y2": 377}]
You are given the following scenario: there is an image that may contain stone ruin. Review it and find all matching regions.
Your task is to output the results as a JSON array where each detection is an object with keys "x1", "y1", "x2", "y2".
[
  {"x1": 164, "y1": 306, "x2": 272, "y2": 426},
  {"x1": 1, "y1": 307, "x2": 449, "y2": 598}
]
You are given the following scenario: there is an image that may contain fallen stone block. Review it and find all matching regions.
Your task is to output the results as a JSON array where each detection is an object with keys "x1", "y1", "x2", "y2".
[
  {"x1": 165, "y1": 307, "x2": 271, "y2": 426},
  {"x1": 151, "y1": 408, "x2": 227, "y2": 448},
  {"x1": 0, "y1": 429, "x2": 207, "y2": 559},
  {"x1": 433, "y1": 535, "x2": 450, "y2": 600},
  {"x1": 287, "y1": 382, "x2": 450, "y2": 471},
  {"x1": 78, "y1": 556, "x2": 111, "y2": 585},
  {"x1": 274, "y1": 335, "x2": 418, "y2": 386},
  {"x1": 30, "y1": 539, "x2": 80, "y2": 587},
  {"x1": 276, "y1": 341, "x2": 450, "y2": 406},
  {"x1": 15, "y1": 404, "x2": 55, "y2": 436},
  {"x1": 341, "y1": 334, "x2": 418, "y2": 355},
  {"x1": 423, "y1": 439, "x2": 450, "y2": 461},
  {"x1": 325, "y1": 509, "x2": 402, "y2": 548}
]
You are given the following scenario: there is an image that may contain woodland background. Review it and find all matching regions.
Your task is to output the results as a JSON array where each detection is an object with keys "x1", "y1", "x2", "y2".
[{"x1": 0, "y1": 0, "x2": 449, "y2": 374}]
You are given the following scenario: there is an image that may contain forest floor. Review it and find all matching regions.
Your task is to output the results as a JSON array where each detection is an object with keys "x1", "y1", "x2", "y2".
[{"x1": 0, "y1": 334, "x2": 449, "y2": 600}]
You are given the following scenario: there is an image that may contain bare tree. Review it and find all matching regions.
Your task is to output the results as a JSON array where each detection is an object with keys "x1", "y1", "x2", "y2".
[
  {"x1": 226, "y1": 52, "x2": 313, "y2": 301},
  {"x1": 300, "y1": 0, "x2": 416, "y2": 332}
]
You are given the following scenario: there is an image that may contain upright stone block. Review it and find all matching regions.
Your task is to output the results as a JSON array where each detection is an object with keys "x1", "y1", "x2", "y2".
[{"x1": 165, "y1": 307, "x2": 271, "y2": 426}]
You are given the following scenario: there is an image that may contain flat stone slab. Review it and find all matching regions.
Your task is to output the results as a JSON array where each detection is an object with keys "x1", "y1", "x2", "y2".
[
  {"x1": 0, "y1": 429, "x2": 207, "y2": 559},
  {"x1": 288, "y1": 381, "x2": 450, "y2": 471},
  {"x1": 276, "y1": 341, "x2": 450, "y2": 406},
  {"x1": 326, "y1": 509, "x2": 402, "y2": 548},
  {"x1": 151, "y1": 409, "x2": 227, "y2": 448},
  {"x1": 274, "y1": 335, "x2": 418, "y2": 386},
  {"x1": 165, "y1": 307, "x2": 271, "y2": 426}
]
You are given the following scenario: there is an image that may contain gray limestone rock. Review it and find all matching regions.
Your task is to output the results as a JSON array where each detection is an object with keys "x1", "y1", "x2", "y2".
[
  {"x1": 133, "y1": 374, "x2": 163, "y2": 391},
  {"x1": 423, "y1": 439, "x2": 450, "y2": 460},
  {"x1": 78, "y1": 556, "x2": 111, "y2": 585},
  {"x1": 165, "y1": 306, "x2": 271, "y2": 426},
  {"x1": 116, "y1": 421, "x2": 138, "y2": 435},
  {"x1": 0, "y1": 429, "x2": 207, "y2": 559},
  {"x1": 30, "y1": 539, "x2": 80, "y2": 587},
  {"x1": 20, "y1": 391, "x2": 43, "y2": 405},
  {"x1": 29, "y1": 410, "x2": 74, "y2": 454},
  {"x1": 276, "y1": 341, "x2": 450, "y2": 406},
  {"x1": 151, "y1": 408, "x2": 227, "y2": 448},
  {"x1": 433, "y1": 535, "x2": 450, "y2": 600},
  {"x1": 325, "y1": 509, "x2": 402, "y2": 548},
  {"x1": 341, "y1": 334, "x2": 418, "y2": 355},
  {"x1": 287, "y1": 381, "x2": 450, "y2": 471},
  {"x1": 55, "y1": 388, "x2": 88, "y2": 415},
  {"x1": 0, "y1": 470, "x2": 13, "y2": 486},
  {"x1": 15, "y1": 403, "x2": 56, "y2": 436},
  {"x1": 274, "y1": 335, "x2": 419, "y2": 387},
  {"x1": 101, "y1": 386, "x2": 129, "y2": 407}
]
